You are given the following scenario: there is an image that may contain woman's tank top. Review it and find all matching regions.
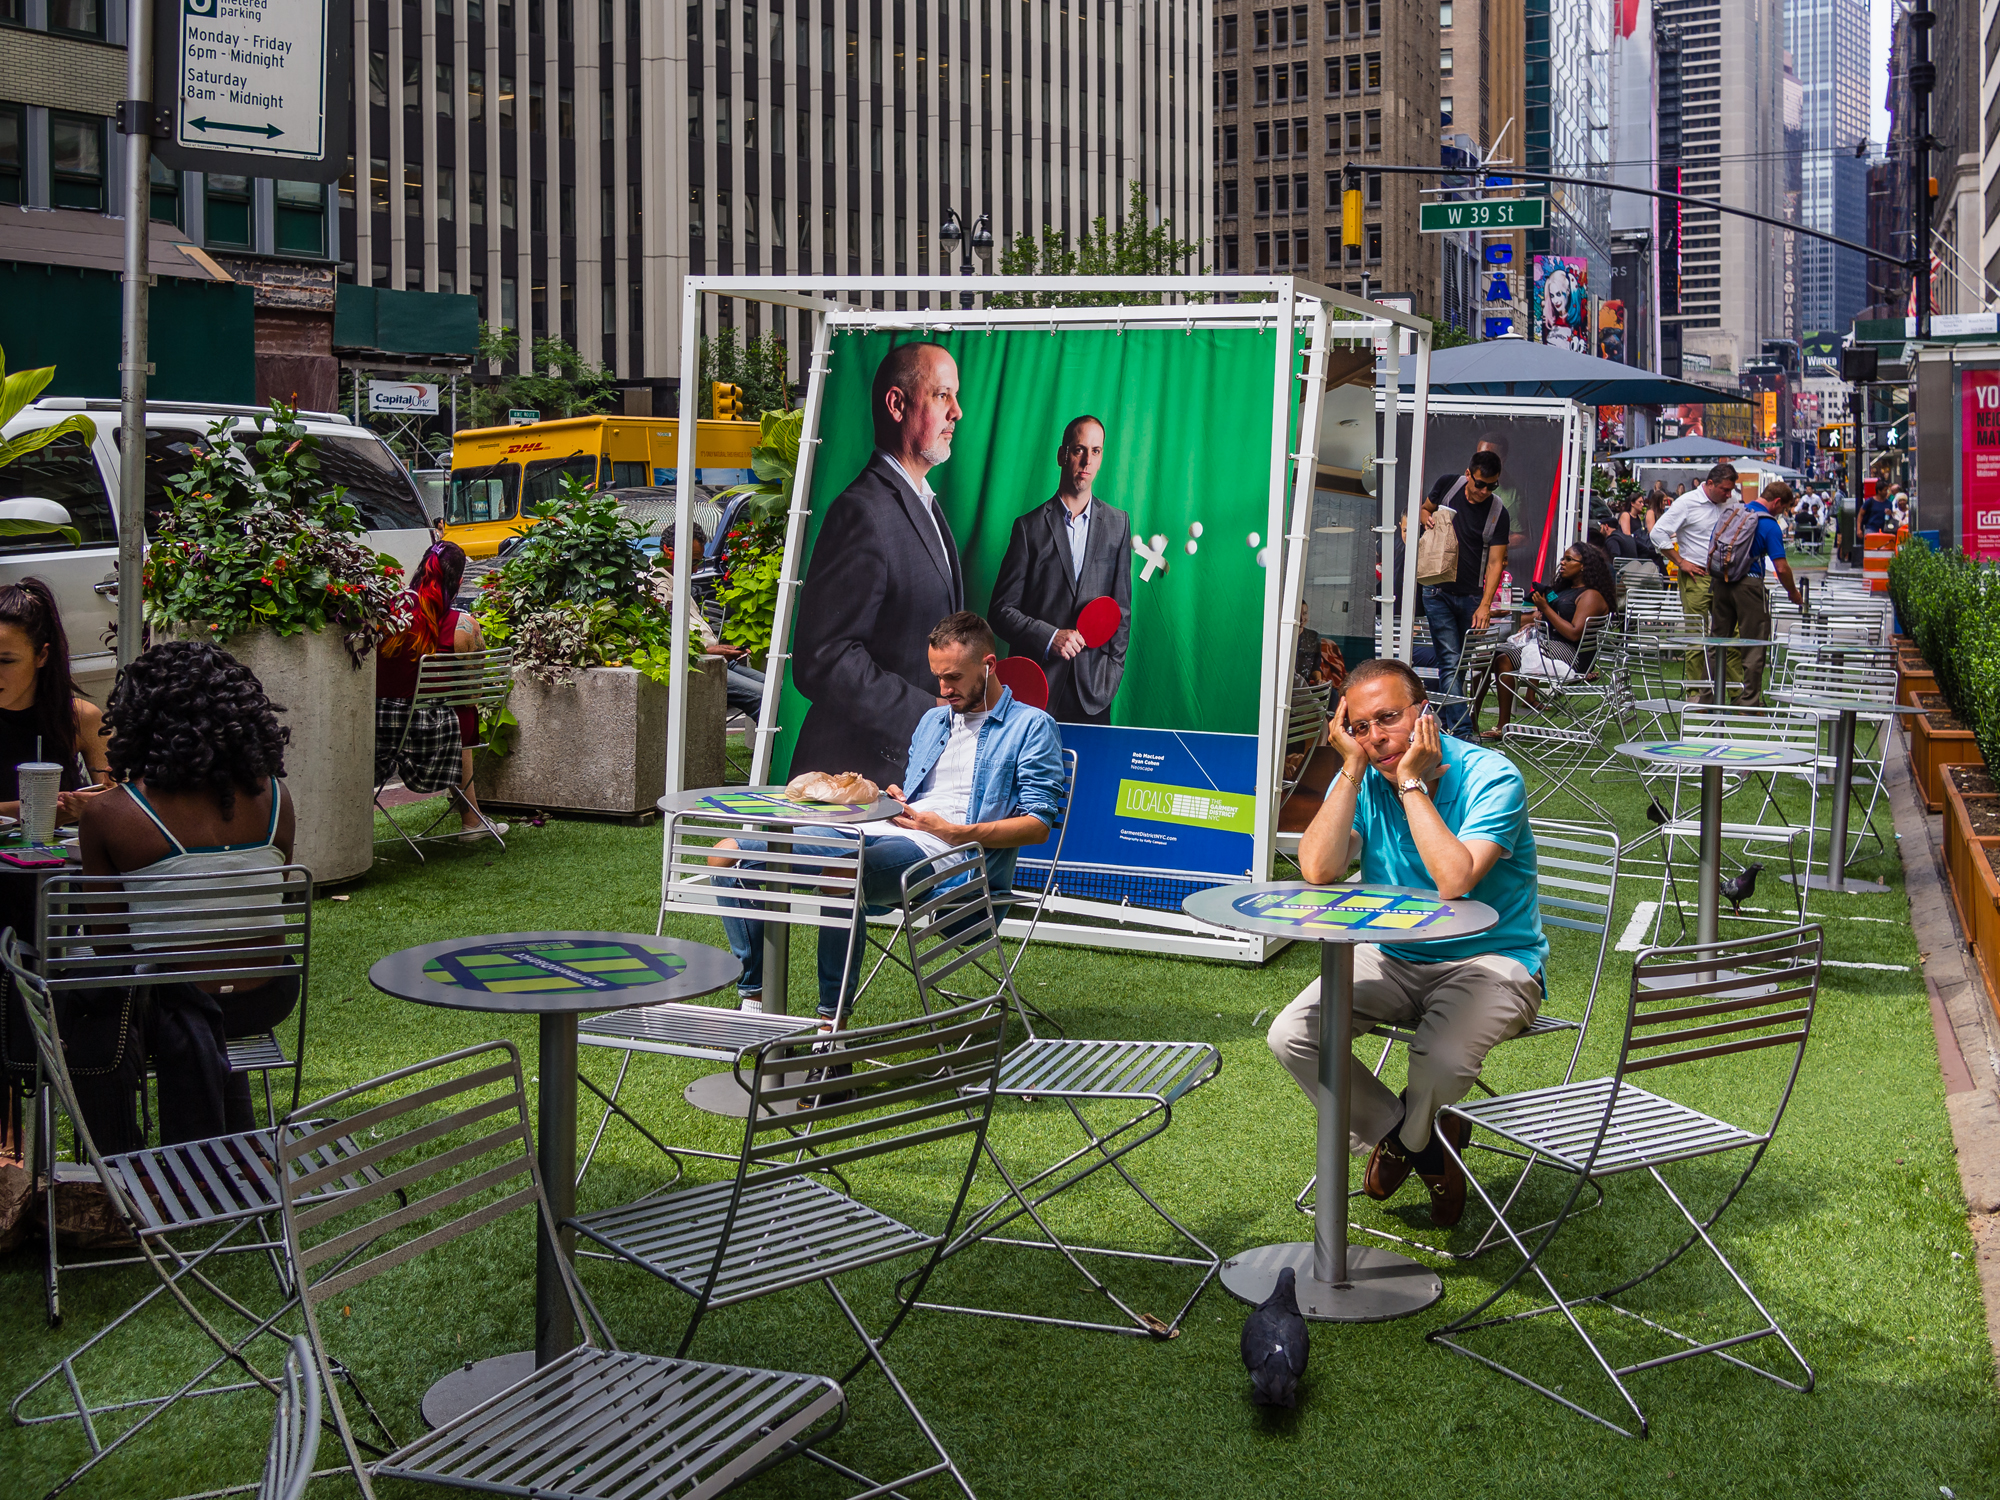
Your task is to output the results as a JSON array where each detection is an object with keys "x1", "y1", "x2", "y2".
[{"x1": 117, "y1": 780, "x2": 289, "y2": 949}]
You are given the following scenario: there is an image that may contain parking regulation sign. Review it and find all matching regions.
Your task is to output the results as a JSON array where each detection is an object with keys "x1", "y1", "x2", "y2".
[{"x1": 153, "y1": 0, "x2": 350, "y2": 182}]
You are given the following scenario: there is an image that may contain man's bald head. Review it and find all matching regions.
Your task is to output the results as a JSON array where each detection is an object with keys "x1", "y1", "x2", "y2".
[
  {"x1": 871, "y1": 342, "x2": 962, "y2": 479},
  {"x1": 872, "y1": 343, "x2": 955, "y2": 446}
]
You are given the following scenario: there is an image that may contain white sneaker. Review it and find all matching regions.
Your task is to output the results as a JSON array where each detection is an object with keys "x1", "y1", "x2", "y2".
[
  {"x1": 457, "y1": 822, "x2": 510, "y2": 844},
  {"x1": 738, "y1": 995, "x2": 763, "y2": 1013}
]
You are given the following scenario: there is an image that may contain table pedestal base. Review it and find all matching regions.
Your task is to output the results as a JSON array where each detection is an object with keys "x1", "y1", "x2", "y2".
[
  {"x1": 1219, "y1": 1241, "x2": 1442, "y2": 1323},
  {"x1": 422, "y1": 1351, "x2": 537, "y2": 1430},
  {"x1": 682, "y1": 1067, "x2": 811, "y2": 1118},
  {"x1": 1782, "y1": 871, "x2": 1890, "y2": 896}
]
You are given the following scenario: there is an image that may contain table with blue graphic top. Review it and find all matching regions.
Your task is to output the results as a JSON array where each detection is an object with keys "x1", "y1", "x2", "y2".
[
  {"x1": 370, "y1": 931, "x2": 738, "y2": 1425},
  {"x1": 1183, "y1": 882, "x2": 1497, "y2": 1322}
]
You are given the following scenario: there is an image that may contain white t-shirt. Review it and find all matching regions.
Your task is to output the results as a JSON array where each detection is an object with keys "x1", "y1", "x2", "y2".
[
  {"x1": 854, "y1": 707, "x2": 990, "y2": 861},
  {"x1": 1649, "y1": 485, "x2": 1729, "y2": 565}
]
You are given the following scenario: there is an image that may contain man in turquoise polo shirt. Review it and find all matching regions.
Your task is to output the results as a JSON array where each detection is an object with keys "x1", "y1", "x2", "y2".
[{"x1": 1266, "y1": 657, "x2": 1547, "y2": 1226}]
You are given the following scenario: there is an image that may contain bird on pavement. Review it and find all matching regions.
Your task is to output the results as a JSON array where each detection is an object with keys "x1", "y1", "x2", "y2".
[
  {"x1": 1720, "y1": 862, "x2": 1764, "y2": 916},
  {"x1": 1241, "y1": 1265, "x2": 1309, "y2": 1408}
]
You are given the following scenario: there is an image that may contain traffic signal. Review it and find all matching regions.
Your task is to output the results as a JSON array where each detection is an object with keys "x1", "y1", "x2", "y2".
[
  {"x1": 1342, "y1": 187, "x2": 1363, "y2": 249},
  {"x1": 712, "y1": 382, "x2": 745, "y2": 420}
]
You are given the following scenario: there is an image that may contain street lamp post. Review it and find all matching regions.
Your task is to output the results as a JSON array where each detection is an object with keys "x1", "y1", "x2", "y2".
[{"x1": 939, "y1": 208, "x2": 992, "y2": 308}]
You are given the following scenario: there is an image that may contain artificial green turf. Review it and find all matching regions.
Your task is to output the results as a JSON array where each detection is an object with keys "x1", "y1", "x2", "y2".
[{"x1": 2, "y1": 710, "x2": 1995, "y2": 1500}]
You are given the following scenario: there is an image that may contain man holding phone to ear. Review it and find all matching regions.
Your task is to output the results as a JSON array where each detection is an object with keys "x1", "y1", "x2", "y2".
[{"x1": 1265, "y1": 658, "x2": 1547, "y2": 1226}]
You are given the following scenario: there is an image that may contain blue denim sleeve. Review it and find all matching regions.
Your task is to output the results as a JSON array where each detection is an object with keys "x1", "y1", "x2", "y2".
[{"x1": 1012, "y1": 714, "x2": 1067, "y2": 829}]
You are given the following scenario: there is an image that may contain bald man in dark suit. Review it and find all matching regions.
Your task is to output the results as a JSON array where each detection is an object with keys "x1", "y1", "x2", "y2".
[
  {"x1": 990, "y1": 415, "x2": 1133, "y2": 725},
  {"x1": 790, "y1": 343, "x2": 967, "y2": 785}
]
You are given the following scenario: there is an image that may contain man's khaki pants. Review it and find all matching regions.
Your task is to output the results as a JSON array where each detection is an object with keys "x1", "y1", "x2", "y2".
[
  {"x1": 1676, "y1": 569, "x2": 1715, "y2": 701},
  {"x1": 1708, "y1": 574, "x2": 1773, "y2": 706},
  {"x1": 1266, "y1": 946, "x2": 1542, "y2": 1154}
]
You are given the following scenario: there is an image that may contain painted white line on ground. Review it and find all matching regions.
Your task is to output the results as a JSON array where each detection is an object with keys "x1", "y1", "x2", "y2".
[
  {"x1": 1615, "y1": 902, "x2": 1659, "y2": 952},
  {"x1": 1822, "y1": 959, "x2": 1912, "y2": 972}
]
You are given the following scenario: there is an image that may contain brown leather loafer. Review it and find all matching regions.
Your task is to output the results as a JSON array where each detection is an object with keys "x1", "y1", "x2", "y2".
[
  {"x1": 1363, "y1": 1136, "x2": 1413, "y2": 1201},
  {"x1": 1418, "y1": 1113, "x2": 1473, "y2": 1228}
]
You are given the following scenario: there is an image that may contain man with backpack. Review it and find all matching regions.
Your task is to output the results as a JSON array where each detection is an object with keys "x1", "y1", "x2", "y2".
[
  {"x1": 1649, "y1": 463, "x2": 1739, "y2": 703},
  {"x1": 1708, "y1": 481, "x2": 1803, "y2": 706},
  {"x1": 1416, "y1": 450, "x2": 1513, "y2": 736}
]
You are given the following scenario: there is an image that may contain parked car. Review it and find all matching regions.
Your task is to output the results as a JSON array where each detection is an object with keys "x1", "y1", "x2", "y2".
[{"x1": 0, "y1": 397, "x2": 434, "y2": 699}]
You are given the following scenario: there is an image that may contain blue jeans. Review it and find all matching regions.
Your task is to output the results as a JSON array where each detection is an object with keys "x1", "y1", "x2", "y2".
[
  {"x1": 716, "y1": 830, "x2": 964, "y2": 1020},
  {"x1": 1421, "y1": 587, "x2": 1481, "y2": 735}
]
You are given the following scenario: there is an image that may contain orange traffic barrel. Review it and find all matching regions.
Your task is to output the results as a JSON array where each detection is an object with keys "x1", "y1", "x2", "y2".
[{"x1": 1863, "y1": 531, "x2": 1896, "y2": 593}]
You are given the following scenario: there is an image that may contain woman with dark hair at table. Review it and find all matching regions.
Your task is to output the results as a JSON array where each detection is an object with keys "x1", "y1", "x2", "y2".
[
  {"x1": 77, "y1": 641, "x2": 297, "y2": 1144},
  {"x1": 377, "y1": 539, "x2": 505, "y2": 842},
  {"x1": 1484, "y1": 543, "x2": 1616, "y2": 740}
]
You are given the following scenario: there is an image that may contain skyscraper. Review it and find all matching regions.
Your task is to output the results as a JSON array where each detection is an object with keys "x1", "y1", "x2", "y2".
[{"x1": 1785, "y1": 0, "x2": 1870, "y2": 338}]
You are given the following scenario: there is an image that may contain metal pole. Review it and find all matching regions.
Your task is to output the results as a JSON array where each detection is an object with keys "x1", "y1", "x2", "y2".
[
  {"x1": 665, "y1": 279, "x2": 701, "y2": 797},
  {"x1": 1314, "y1": 941, "x2": 1353, "y2": 1287},
  {"x1": 114, "y1": 0, "x2": 153, "y2": 672},
  {"x1": 1825, "y1": 708, "x2": 1856, "y2": 890},
  {"x1": 1697, "y1": 764, "x2": 1722, "y2": 949}
]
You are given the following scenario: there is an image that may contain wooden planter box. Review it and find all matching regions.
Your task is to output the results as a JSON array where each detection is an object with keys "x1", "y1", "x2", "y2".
[
  {"x1": 1898, "y1": 654, "x2": 1937, "y2": 711},
  {"x1": 1944, "y1": 767, "x2": 2000, "y2": 942},
  {"x1": 1911, "y1": 693, "x2": 1983, "y2": 813},
  {"x1": 476, "y1": 660, "x2": 726, "y2": 816}
]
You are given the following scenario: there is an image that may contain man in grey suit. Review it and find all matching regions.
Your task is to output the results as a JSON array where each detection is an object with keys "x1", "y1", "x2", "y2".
[
  {"x1": 791, "y1": 342, "x2": 967, "y2": 785},
  {"x1": 990, "y1": 415, "x2": 1133, "y2": 725}
]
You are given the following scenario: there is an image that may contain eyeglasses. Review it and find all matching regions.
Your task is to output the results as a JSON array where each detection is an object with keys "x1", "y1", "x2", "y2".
[
  {"x1": 1466, "y1": 478, "x2": 1496, "y2": 492},
  {"x1": 1348, "y1": 704, "x2": 1416, "y2": 737}
]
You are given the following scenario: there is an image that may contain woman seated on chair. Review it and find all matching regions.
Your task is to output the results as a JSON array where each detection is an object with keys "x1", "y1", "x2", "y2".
[
  {"x1": 376, "y1": 540, "x2": 505, "y2": 843},
  {"x1": 1485, "y1": 543, "x2": 1615, "y2": 741},
  {"x1": 77, "y1": 642, "x2": 298, "y2": 1145}
]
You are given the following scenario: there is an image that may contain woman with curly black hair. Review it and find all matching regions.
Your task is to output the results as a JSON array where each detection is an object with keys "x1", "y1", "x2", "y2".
[
  {"x1": 1486, "y1": 543, "x2": 1615, "y2": 740},
  {"x1": 77, "y1": 641, "x2": 298, "y2": 1144}
]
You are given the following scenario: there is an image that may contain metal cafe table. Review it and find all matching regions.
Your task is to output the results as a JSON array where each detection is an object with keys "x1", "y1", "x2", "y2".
[
  {"x1": 1183, "y1": 882, "x2": 1497, "y2": 1322},
  {"x1": 656, "y1": 784, "x2": 901, "y2": 1116},
  {"x1": 1769, "y1": 690, "x2": 1924, "y2": 895},
  {"x1": 369, "y1": 930, "x2": 739, "y2": 1425},
  {"x1": 1614, "y1": 740, "x2": 1816, "y2": 946}
]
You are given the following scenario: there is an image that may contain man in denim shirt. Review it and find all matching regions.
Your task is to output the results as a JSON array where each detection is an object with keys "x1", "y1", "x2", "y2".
[{"x1": 714, "y1": 611, "x2": 1066, "y2": 1033}]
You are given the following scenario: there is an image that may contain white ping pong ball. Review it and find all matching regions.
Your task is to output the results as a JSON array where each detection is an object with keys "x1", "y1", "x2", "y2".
[
  {"x1": 1185, "y1": 539, "x2": 1198, "y2": 555},
  {"x1": 1248, "y1": 531, "x2": 1262, "y2": 548},
  {"x1": 1255, "y1": 547, "x2": 1271, "y2": 568},
  {"x1": 1189, "y1": 521, "x2": 1204, "y2": 539},
  {"x1": 1150, "y1": 533, "x2": 1167, "y2": 552}
]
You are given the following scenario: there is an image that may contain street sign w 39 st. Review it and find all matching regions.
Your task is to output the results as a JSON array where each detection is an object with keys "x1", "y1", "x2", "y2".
[
  {"x1": 1419, "y1": 199, "x2": 1546, "y2": 233},
  {"x1": 152, "y1": 0, "x2": 350, "y2": 183}
]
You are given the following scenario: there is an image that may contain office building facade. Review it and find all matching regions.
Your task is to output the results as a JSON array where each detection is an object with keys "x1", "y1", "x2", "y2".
[{"x1": 1785, "y1": 0, "x2": 1870, "y2": 338}]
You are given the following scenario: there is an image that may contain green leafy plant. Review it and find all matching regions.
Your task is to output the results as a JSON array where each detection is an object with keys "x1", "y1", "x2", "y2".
[
  {"x1": 467, "y1": 324, "x2": 618, "y2": 429},
  {"x1": 991, "y1": 184, "x2": 1205, "y2": 307},
  {"x1": 1889, "y1": 536, "x2": 2000, "y2": 771},
  {"x1": 475, "y1": 471, "x2": 699, "y2": 685},
  {"x1": 697, "y1": 329, "x2": 793, "y2": 417},
  {"x1": 0, "y1": 344, "x2": 95, "y2": 476},
  {"x1": 142, "y1": 402, "x2": 410, "y2": 661},
  {"x1": 712, "y1": 408, "x2": 803, "y2": 524}
]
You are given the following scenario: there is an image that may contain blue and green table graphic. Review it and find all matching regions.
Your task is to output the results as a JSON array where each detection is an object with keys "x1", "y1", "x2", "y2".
[
  {"x1": 1229, "y1": 887, "x2": 1452, "y2": 934},
  {"x1": 421, "y1": 939, "x2": 690, "y2": 995}
]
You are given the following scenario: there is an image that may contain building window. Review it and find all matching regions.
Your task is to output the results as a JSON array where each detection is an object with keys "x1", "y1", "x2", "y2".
[
  {"x1": 1345, "y1": 0, "x2": 1360, "y2": 33},
  {"x1": 1439, "y1": 0, "x2": 1452, "y2": 23},
  {"x1": 0, "y1": 106, "x2": 19, "y2": 206},
  {"x1": 1254, "y1": 176, "x2": 1270, "y2": 214},
  {"x1": 470, "y1": 170, "x2": 485, "y2": 225},
  {"x1": 50, "y1": 113, "x2": 105, "y2": 212},
  {"x1": 48, "y1": 0, "x2": 101, "y2": 37},
  {"x1": 500, "y1": 174, "x2": 516, "y2": 229},
  {"x1": 500, "y1": 74, "x2": 515, "y2": 129},
  {"x1": 1274, "y1": 175, "x2": 1290, "y2": 214},
  {"x1": 1366, "y1": 0, "x2": 1380, "y2": 31},
  {"x1": 275, "y1": 180, "x2": 326, "y2": 255},
  {"x1": 1222, "y1": 70, "x2": 1238, "y2": 107},
  {"x1": 0, "y1": 0, "x2": 21, "y2": 24},
  {"x1": 531, "y1": 179, "x2": 546, "y2": 233},
  {"x1": 1366, "y1": 169, "x2": 1382, "y2": 206},
  {"x1": 437, "y1": 166, "x2": 455, "y2": 220},
  {"x1": 1364, "y1": 109, "x2": 1381, "y2": 149},
  {"x1": 1222, "y1": 179, "x2": 1239, "y2": 217},
  {"x1": 370, "y1": 157, "x2": 389, "y2": 214},
  {"x1": 406, "y1": 162, "x2": 421, "y2": 214},
  {"x1": 437, "y1": 63, "x2": 455, "y2": 114},
  {"x1": 1255, "y1": 121, "x2": 1270, "y2": 159},
  {"x1": 1366, "y1": 223, "x2": 1382, "y2": 262},
  {"x1": 1325, "y1": 57, "x2": 1338, "y2": 96},
  {"x1": 1325, "y1": 171, "x2": 1338, "y2": 208},
  {"x1": 1224, "y1": 235, "x2": 1239, "y2": 271},
  {"x1": 1221, "y1": 13, "x2": 1237, "y2": 52},
  {"x1": 1292, "y1": 61, "x2": 1308, "y2": 99},
  {"x1": 1294, "y1": 117, "x2": 1308, "y2": 156},
  {"x1": 205, "y1": 173, "x2": 252, "y2": 246},
  {"x1": 1255, "y1": 231, "x2": 1271, "y2": 269},
  {"x1": 1440, "y1": 48, "x2": 1453, "y2": 76},
  {"x1": 1344, "y1": 112, "x2": 1361, "y2": 152},
  {"x1": 1274, "y1": 119, "x2": 1290, "y2": 156},
  {"x1": 1345, "y1": 55, "x2": 1361, "y2": 93},
  {"x1": 149, "y1": 158, "x2": 180, "y2": 225},
  {"x1": 530, "y1": 80, "x2": 545, "y2": 134},
  {"x1": 1253, "y1": 9, "x2": 1269, "y2": 47},
  {"x1": 1254, "y1": 67, "x2": 1269, "y2": 105},
  {"x1": 1223, "y1": 125, "x2": 1239, "y2": 163},
  {"x1": 1365, "y1": 53, "x2": 1381, "y2": 90},
  {"x1": 1326, "y1": 227, "x2": 1339, "y2": 264},
  {"x1": 404, "y1": 54, "x2": 421, "y2": 110},
  {"x1": 1441, "y1": 97, "x2": 1454, "y2": 127},
  {"x1": 470, "y1": 69, "x2": 485, "y2": 120}
]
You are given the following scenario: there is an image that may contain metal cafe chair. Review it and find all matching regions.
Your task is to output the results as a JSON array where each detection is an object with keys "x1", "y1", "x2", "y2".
[
  {"x1": 373, "y1": 646, "x2": 515, "y2": 858},
  {"x1": 1428, "y1": 622, "x2": 1515, "y2": 739},
  {"x1": 894, "y1": 853, "x2": 1224, "y2": 1338},
  {"x1": 259, "y1": 1335, "x2": 322, "y2": 1500},
  {"x1": 1273, "y1": 683, "x2": 1334, "y2": 871},
  {"x1": 1499, "y1": 614, "x2": 1620, "y2": 823},
  {"x1": 1, "y1": 931, "x2": 378, "y2": 1500},
  {"x1": 277, "y1": 1041, "x2": 846, "y2": 1500},
  {"x1": 573, "y1": 810, "x2": 866, "y2": 1177},
  {"x1": 33, "y1": 866, "x2": 315, "y2": 1326},
  {"x1": 1299, "y1": 819, "x2": 1623, "y2": 1259},
  {"x1": 1428, "y1": 925, "x2": 1825, "y2": 1438},
  {"x1": 569, "y1": 999, "x2": 1007, "y2": 1500}
]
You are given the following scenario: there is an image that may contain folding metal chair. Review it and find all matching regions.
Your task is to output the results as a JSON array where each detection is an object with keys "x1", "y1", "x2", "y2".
[
  {"x1": 2, "y1": 930, "x2": 377, "y2": 1499},
  {"x1": 1779, "y1": 657, "x2": 1900, "y2": 866},
  {"x1": 1274, "y1": 684, "x2": 1333, "y2": 871},
  {"x1": 278, "y1": 1041, "x2": 847, "y2": 1500},
  {"x1": 1500, "y1": 614, "x2": 1620, "y2": 822},
  {"x1": 569, "y1": 998, "x2": 1007, "y2": 1500},
  {"x1": 1429, "y1": 622, "x2": 1514, "y2": 739},
  {"x1": 1300, "y1": 819, "x2": 1623, "y2": 1258},
  {"x1": 374, "y1": 646, "x2": 514, "y2": 858},
  {"x1": 894, "y1": 853, "x2": 1224, "y2": 1338},
  {"x1": 1428, "y1": 924, "x2": 1825, "y2": 1437},
  {"x1": 34, "y1": 866, "x2": 315, "y2": 1326},
  {"x1": 259, "y1": 1335, "x2": 322, "y2": 1500}
]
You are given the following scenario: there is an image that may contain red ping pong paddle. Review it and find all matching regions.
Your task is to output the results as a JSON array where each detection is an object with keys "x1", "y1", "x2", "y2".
[
  {"x1": 994, "y1": 656, "x2": 1050, "y2": 710},
  {"x1": 1076, "y1": 595, "x2": 1122, "y2": 649}
]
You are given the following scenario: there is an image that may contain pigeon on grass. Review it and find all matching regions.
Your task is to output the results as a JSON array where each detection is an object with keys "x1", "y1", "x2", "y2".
[
  {"x1": 1241, "y1": 1265, "x2": 1309, "y2": 1409},
  {"x1": 1720, "y1": 862, "x2": 1763, "y2": 917}
]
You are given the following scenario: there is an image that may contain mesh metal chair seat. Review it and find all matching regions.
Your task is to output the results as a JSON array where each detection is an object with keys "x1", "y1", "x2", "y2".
[
  {"x1": 894, "y1": 854, "x2": 1223, "y2": 1338},
  {"x1": 1428, "y1": 925, "x2": 1824, "y2": 1437},
  {"x1": 374, "y1": 646, "x2": 514, "y2": 858},
  {"x1": 278, "y1": 1041, "x2": 846, "y2": 1500}
]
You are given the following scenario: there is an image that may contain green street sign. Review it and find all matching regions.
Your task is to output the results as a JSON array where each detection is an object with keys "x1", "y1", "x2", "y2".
[
  {"x1": 508, "y1": 410, "x2": 541, "y2": 425},
  {"x1": 1419, "y1": 198, "x2": 1547, "y2": 233}
]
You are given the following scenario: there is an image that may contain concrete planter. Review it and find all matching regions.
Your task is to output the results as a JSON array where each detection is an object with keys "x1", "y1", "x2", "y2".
[
  {"x1": 1911, "y1": 693, "x2": 1982, "y2": 814},
  {"x1": 477, "y1": 659, "x2": 725, "y2": 816},
  {"x1": 171, "y1": 625, "x2": 374, "y2": 883}
]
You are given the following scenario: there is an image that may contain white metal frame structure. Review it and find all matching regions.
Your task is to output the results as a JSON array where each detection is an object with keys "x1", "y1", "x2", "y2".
[{"x1": 657, "y1": 276, "x2": 1437, "y2": 964}]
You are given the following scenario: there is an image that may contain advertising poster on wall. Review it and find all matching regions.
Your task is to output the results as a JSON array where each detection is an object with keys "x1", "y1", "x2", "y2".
[
  {"x1": 1533, "y1": 256, "x2": 1591, "y2": 352},
  {"x1": 1962, "y1": 369, "x2": 2000, "y2": 560},
  {"x1": 774, "y1": 327, "x2": 1287, "y2": 906}
]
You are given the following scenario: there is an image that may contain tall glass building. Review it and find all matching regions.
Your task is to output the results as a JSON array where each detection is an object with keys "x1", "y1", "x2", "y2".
[
  {"x1": 1524, "y1": 0, "x2": 1611, "y2": 286},
  {"x1": 1785, "y1": 0, "x2": 1870, "y2": 338}
]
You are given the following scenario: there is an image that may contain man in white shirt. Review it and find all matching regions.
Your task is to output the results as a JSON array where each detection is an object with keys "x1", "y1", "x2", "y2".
[{"x1": 1649, "y1": 463, "x2": 1740, "y2": 703}]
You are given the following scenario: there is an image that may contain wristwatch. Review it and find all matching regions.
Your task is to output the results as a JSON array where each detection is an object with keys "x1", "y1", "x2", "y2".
[{"x1": 1397, "y1": 778, "x2": 1430, "y2": 800}]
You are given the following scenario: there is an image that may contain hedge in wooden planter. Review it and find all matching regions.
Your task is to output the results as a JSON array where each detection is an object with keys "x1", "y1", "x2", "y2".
[
  {"x1": 1912, "y1": 694, "x2": 1982, "y2": 814},
  {"x1": 1944, "y1": 765, "x2": 2000, "y2": 938}
]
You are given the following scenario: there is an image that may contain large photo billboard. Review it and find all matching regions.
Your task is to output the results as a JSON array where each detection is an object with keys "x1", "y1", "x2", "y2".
[{"x1": 773, "y1": 326, "x2": 1289, "y2": 902}]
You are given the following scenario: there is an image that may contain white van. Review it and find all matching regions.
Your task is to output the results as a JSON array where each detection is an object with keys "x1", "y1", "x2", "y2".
[{"x1": 0, "y1": 398, "x2": 434, "y2": 700}]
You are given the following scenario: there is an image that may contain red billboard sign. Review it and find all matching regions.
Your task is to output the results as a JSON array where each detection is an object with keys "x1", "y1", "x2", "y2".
[{"x1": 1963, "y1": 369, "x2": 2000, "y2": 558}]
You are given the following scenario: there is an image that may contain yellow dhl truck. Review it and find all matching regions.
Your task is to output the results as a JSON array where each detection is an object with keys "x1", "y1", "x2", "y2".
[{"x1": 444, "y1": 415, "x2": 758, "y2": 556}]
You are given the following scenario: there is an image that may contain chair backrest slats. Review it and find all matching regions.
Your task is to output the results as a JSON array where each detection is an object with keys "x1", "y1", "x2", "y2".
[
  {"x1": 1621, "y1": 926, "x2": 1823, "y2": 1087},
  {"x1": 412, "y1": 648, "x2": 515, "y2": 712},
  {"x1": 295, "y1": 1147, "x2": 534, "y2": 1281},
  {"x1": 40, "y1": 868, "x2": 312, "y2": 995},
  {"x1": 260, "y1": 1335, "x2": 322, "y2": 1500},
  {"x1": 288, "y1": 1060, "x2": 521, "y2": 1194},
  {"x1": 662, "y1": 812, "x2": 867, "y2": 932},
  {"x1": 1621, "y1": 1027, "x2": 1812, "y2": 1073}
]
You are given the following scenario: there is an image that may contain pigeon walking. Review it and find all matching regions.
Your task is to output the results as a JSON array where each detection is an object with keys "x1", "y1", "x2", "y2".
[
  {"x1": 1719, "y1": 862, "x2": 1763, "y2": 916},
  {"x1": 1240, "y1": 1265, "x2": 1309, "y2": 1409}
]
